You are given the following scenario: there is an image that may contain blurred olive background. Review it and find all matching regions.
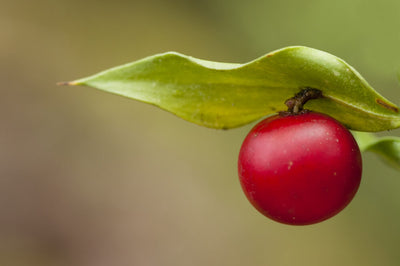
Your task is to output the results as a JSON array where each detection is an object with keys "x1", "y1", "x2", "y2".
[{"x1": 2, "y1": 0, "x2": 400, "y2": 265}]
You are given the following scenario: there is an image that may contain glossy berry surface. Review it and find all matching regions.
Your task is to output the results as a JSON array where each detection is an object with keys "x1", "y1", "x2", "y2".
[{"x1": 238, "y1": 112, "x2": 362, "y2": 225}]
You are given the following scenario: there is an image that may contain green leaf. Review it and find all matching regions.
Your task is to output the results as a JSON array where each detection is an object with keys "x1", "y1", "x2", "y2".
[
  {"x1": 352, "y1": 131, "x2": 400, "y2": 170},
  {"x1": 64, "y1": 46, "x2": 400, "y2": 131}
]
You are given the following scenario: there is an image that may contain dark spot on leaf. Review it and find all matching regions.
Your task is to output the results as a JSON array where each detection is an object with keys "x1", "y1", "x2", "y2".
[{"x1": 376, "y1": 99, "x2": 399, "y2": 113}]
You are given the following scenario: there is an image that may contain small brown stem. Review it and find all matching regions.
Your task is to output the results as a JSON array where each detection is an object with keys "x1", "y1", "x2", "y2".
[{"x1": 282, "y1": 88, "x2": 323, "y2": 115}]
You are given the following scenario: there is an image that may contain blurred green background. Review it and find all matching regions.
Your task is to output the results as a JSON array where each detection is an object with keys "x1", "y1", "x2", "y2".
[{"x1": 2, "y1": 0, "x2": 400, "y2": 265}]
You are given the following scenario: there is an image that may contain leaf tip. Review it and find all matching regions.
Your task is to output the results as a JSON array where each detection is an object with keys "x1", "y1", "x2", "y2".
[{"x1": 56, "y1": 81, "x2": 81, "y2": 86}]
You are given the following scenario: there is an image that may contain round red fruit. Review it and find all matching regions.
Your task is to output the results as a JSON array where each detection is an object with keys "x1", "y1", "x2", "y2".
[{"x1": 238, "y1": 112, "x2": 362, "y2": 225}]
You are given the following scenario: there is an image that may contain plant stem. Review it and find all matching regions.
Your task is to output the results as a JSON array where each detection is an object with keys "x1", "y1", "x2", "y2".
[{"x1": 284, "y1": 88, "x2": 323, "y2": 114}]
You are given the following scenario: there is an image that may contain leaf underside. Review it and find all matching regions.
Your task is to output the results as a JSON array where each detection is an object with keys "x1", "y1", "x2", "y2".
[
  {"x1": 353, "y1": 131, "x2": 400, "y2": 170},
  {"x1": 66, "y1": 46, "x2": 400, "y2": 131}
]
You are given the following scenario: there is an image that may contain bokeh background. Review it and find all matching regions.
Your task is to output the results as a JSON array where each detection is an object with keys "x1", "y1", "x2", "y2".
[{"x1": 2, "y1": 0, "x2": 400, "y2": 265}]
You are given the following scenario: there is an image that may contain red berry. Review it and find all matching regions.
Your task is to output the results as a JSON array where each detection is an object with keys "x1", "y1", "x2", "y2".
[{"x1": 238, "y1": 112, "x2": 362, "y2": 225}]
